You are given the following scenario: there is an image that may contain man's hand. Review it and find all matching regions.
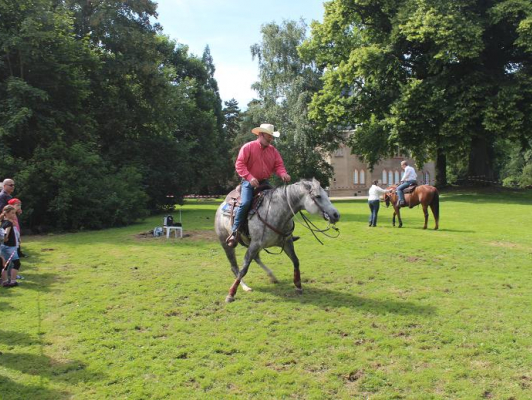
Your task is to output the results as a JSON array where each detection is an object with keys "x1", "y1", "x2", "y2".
[
  {"x1": 250, "y1": 178, "x2": 260, "y2": 187},
  {"x1": 281, "y1": 174, "x2": 291, "y2": 183}
]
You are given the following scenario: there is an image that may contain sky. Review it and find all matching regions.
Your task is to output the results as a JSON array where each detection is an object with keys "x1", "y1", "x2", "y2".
[{"x1": 154, "y1": 0, "x2": 326, "y2": 109}]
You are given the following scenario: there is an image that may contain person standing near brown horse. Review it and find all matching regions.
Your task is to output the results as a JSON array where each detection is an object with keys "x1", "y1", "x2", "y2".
[{"x1": 367, "y1": 181, "x2": 389, "y2": 227}]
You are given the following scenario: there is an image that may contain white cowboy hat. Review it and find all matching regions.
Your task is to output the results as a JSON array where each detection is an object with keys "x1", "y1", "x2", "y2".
[{"x1": 251, "y1": 123, "x2": 280, "y2": 138}]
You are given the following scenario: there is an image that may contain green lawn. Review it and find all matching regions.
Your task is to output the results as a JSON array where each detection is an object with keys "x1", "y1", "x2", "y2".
[{"x1": 1, "y1": 188, "x2": 532, "y2": 399}]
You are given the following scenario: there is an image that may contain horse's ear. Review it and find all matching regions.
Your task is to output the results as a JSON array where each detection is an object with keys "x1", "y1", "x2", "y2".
[
  {"x1": 312, "y1": 177, "x2": 321, "y2": 187},
  {"x1": 302, "y1": 179, "x2": 312, "y2": 191}
]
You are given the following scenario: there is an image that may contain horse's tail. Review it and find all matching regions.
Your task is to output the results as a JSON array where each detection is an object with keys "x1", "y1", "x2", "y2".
[{"x1": 431, "y1": 190, "x2": 440, "y2": 221}]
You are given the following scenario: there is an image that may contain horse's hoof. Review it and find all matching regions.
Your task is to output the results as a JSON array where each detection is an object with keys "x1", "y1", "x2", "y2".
[
  {"x1": 225, "y1": 295, "x2": 235, "y2": 303},
  {"x1": 423, "y1": 226, "x2": 427, "y2": 230},
  {"x1": 295, "y1": 288, "x2": 303, "y2": 295},
  {"x1": 270, "y1": 278, "x2": 279, "y2": 284}
]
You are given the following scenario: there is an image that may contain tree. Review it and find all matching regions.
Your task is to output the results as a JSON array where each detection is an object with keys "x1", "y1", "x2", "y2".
[
  {"x1": 302, "y1": 0, "x2": 532, "y2": 186},
  {"x1": 0, "y1": 0, "x2": 230, "y2": 229},
  {"x1": 223, "y1": 99, "x2": 242, "y2": 142},
  {"x1": 250, "y1": 20, "x2": 342, "y2": 185}
]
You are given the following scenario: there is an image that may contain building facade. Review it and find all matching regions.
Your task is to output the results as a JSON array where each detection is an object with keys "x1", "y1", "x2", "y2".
[{"x1": 327, "y1": 143, "x2": 436, "y2": 197}]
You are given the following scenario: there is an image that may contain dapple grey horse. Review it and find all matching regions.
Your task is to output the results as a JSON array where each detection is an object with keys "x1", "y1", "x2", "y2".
[{"x1": 215, "y1": 178, "x2": 340, "y2": 303}]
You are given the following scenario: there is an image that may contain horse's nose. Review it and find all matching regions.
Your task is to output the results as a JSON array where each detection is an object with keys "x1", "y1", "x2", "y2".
[{"x1": 332, "y1": 211, "x2": 340, "y2": 221}]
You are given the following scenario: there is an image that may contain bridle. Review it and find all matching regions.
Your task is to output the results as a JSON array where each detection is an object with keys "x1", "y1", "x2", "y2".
[
  {"x1": 285, "y1": 184, "x2": 340, "y2": 245},
  {"x1": 384, "y1": 186, "x2": 397, "y2": 208}
]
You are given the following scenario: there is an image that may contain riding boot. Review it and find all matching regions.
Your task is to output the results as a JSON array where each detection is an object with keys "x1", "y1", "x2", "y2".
[{"x1": 226, "y1": 231, "x2": 239, "y2": 248}]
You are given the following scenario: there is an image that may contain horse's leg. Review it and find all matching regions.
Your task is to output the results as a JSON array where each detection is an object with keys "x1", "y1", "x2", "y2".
[
  {"x1": 282, "y1": 240, "x2": 302, "y2": 294},
  {"x1": 226, "y1": 244, "x2": 261, "y2": 303},
  {"x1": 254, "y1": 254, "x2": 278, "y2": 283},
  {"x1": 397, "y1": 207, "x2": 403, "y2": 228},
  {"x1": 422, "y1": 204, "x2": 429, "y2": 230},
  {"x1": 221, "y1": 241, "x2": 253, "y2": 292},
  {"x1": 429, "y1": 203, "x2": 439, "y2": 230},
  {"x1": 392, "y1": 208, "x2": 396, "y2": 227}
]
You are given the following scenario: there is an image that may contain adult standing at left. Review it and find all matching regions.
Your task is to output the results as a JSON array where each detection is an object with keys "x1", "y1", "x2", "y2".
[
  {"x1": 0, "y1": 179, "x2": 15, "y2": 210},
  {"x1": 368, "y1": 181, "x2": 389, "y2": 227}
]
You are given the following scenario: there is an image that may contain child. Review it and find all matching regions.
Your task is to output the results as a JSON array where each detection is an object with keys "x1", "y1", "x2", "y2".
[
  {"x1": 1, "y1": 205, "x2": 21, "y2": 287},
  {"x1": 7, "y1": 198, "x2": 24, "y2": 258}
]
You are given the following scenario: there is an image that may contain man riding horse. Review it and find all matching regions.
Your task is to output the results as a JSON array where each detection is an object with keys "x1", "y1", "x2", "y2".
[
  {"x1": 226, "y1": 123, "x2": 291, "y2": 248},
  {"x1": 396, "y1": 160, "x2": 417, "y2": 207}
]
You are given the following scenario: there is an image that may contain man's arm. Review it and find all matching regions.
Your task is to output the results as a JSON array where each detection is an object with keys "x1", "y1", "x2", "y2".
[{"x1": 235, "y1": 144, "x2": 254, "y2": 182}]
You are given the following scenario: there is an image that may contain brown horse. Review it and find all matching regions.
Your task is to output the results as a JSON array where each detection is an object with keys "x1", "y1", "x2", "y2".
[{"x1": 384, "y1": 184, "x2": 439, "y2": 230}]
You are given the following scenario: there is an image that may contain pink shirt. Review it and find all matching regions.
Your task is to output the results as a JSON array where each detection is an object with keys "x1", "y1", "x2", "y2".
[{"x1": 235, "y1": 139, "x2": 288, "y2": 182}]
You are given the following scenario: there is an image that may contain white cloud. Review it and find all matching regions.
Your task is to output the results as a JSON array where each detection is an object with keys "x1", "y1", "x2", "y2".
[
  {"x1": 215, "y1": 63, "x2": 258, "y2": 108},
  {"x1": 155, "y1": 0, "x2": 326, "y2": 109}
]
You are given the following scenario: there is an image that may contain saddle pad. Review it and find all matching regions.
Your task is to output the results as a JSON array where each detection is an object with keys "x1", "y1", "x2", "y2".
[
  {"x1": 221, "y1": 201, "x2": 235, "y2": 217},
  {"x1": 404, "y1": 185, "x2": 417, "y2": 194}
]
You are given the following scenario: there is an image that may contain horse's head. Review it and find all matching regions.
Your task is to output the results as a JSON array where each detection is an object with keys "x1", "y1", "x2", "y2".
[
  {"x1": 301, "y1": 178, "x2": 340, "y2": 223},
  {"x1": 384, "y1": 185, "x2": 397, "y2": 208}
]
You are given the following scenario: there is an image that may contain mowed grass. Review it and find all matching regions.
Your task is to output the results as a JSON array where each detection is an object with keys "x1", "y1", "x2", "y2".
[{"x1": 1, "y1": 188, "x2": 532, "y2": 399}]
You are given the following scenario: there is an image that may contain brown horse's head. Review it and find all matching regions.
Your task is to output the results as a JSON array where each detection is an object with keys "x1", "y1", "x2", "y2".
[{"x1": 384, "y1": 185, "x2": 397, "y2": 207}]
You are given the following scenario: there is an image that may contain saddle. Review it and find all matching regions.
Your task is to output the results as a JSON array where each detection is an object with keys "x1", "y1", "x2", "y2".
[
  {"x1": 403, "y1": 183, "x2": 417, "y2": 194},
  {"x1": 221, "y1": 183, "x2": 272, "y2": 237}
]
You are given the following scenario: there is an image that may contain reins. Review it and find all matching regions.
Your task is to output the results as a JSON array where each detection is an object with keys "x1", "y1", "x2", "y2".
[
  {"x1": 254, "y1": 189, "x2": 294, "y2": 255},
  {"x1": 285, "y1": 185, "x2": 340, "y2": 245},
  {"x1": 251, "y1": 183, "x2": 339, "y2": 253}
]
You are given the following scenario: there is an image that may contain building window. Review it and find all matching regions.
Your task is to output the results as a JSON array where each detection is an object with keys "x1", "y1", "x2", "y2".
[
  {"x1": 334, "y1": 147, "x2": 344, "y2": 157},
  {"x1": 382, "y1": 170, "x2": 387, "y2": 184},
  {"x1": 353, "y1": 169, "x2": 359, "y2": 184},
  {"x1": 388, "y1": 171, "x2": 393, "y2": 185},
  {"x1": 394, "y1": 170, "x2": 400, "y2": 184},
  {"x1": 425, "y1": 171, "x2": 430, "y2": 184},
  {"x1": 360, "y1": 170, "x2": 365, "y2": 185}
]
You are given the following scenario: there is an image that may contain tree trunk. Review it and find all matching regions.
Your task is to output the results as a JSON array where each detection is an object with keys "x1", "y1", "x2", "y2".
[
  {"x1": 468, "y1": 135, "x2": 494, "y2": 183},
  {"x1": 435, "y1": 148, "x2": 447, "y2": 188}
]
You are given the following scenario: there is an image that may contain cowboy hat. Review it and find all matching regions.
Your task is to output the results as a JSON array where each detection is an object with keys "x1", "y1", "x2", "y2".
[{"x1": 251, "y1": 123, "x2": 280, "y2": 138}]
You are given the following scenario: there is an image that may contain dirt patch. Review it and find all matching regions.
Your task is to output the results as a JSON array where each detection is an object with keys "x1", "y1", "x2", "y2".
[
  {"x1": 134, "y1": 230, "x2": 217, "y2": 242},
  {"x1": 489, "y1": 241, "x2": 518, "y2": 248}
]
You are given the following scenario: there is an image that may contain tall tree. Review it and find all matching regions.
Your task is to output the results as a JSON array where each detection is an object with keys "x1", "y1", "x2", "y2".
[
  {"x1": 0, "y1": 0, "x2": 231, "y2": 229},
  {"x1": 250, "y1": 19, "x2": 342, "y2": 185},
  {"x1": 223, "y1": 98, "x2": 242, "y2": 142},
  {"x1": 302, "y1": 0, "x2": 532, "y2": 185}
]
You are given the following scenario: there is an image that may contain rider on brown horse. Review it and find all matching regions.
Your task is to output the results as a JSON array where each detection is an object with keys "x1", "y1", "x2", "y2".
[{"x1": 396, "y1": 161, "x2": 417, "y2": 207}]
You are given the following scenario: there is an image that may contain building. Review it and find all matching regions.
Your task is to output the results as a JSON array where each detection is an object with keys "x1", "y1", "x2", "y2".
[{"x1": 327, "y1": 143, "x2": 436, "y2": 197}]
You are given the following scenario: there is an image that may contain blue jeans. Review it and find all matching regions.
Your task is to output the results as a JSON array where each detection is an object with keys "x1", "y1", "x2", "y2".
[
  {"x1": 368, "y1": 200, "x2": 380, "y2": 226},
  {"x1": 396, "y1": 180, "x2": 417, "y2": 203},
  {"x1": 231, "y1": 180, "x2": 254, "y2": 232}
]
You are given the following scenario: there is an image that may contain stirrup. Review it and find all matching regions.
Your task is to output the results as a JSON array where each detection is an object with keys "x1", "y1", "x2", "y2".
[{"x1": 226, "y1": 231, "x2": 239, "y2": 248}]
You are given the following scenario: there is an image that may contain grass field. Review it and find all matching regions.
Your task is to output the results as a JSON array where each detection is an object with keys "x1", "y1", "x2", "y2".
[{"x1": 1, "y1": 188, "x2": 532, "y2": 399}]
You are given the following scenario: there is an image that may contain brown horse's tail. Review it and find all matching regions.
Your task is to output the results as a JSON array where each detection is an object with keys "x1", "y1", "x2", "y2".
[{"x1": 432, "y1": 190, "x2": 440, "y2": 222}]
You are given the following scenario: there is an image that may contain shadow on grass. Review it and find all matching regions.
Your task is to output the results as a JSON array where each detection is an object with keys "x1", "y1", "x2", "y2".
[
  {"x1": 0, "y1": 273, "x2": 69, "y2": 296},
  {"x1": 0, "y1": 374, "x2": 68, "y2": 400},
  {"x1": 0, "y1": 352, "x2": 106, "y2": 396},
  {"x1": 257, "y1": 282, "x2": 436, "y2": 316},
  {"x1": 0, "y1": 330, "x2": 36, "y2": 346},
  {"x1": 0, "y1": 302, "x2": 14, "y2": 311}
]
